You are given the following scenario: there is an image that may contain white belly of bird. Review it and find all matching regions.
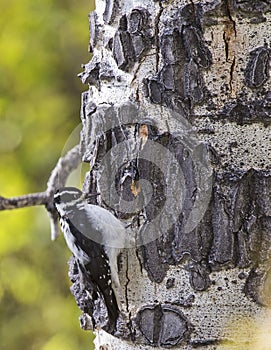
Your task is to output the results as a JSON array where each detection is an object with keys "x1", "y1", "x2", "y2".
[{"x1": 60, "y1": 218, "x2": 90, "y2": 265}]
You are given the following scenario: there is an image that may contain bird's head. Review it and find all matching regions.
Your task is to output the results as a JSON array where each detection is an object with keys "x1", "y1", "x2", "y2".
[
  {"x1": 54, "y1": 187, "x2": 100, "y2": 216},
  {"x1": 54, "y1": 187, "x2": 84, "y2": 216}
]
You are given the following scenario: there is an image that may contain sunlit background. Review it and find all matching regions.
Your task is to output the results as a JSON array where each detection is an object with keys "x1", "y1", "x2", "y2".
[{"x1": 0, "y1": 0, "x2": 95, "y2": 349}]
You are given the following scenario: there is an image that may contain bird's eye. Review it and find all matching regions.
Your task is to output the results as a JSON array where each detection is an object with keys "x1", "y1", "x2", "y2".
[{"x1": 54, "y1": 188, "x2": 82, "y2": 204}]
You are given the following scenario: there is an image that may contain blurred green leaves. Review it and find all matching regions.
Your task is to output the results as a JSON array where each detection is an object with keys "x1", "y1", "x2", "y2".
[{"x1": 0, "y1": 0, "x2": 95, "y2": 349}]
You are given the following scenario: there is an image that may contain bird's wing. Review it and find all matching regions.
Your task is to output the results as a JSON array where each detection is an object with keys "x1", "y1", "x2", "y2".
[{"x1": 72, "y1": 203, "x2": 131, "y2": 248}]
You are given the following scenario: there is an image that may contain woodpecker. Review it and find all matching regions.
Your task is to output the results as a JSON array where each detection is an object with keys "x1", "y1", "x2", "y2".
[{"x1": 53, "y1": 187, "x2": 132, "y2": 331}]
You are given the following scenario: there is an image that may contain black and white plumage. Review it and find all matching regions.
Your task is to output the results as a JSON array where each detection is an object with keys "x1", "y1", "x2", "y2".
[{"x1": 54, "y1": 187, "x2": 132, "y2": 330}]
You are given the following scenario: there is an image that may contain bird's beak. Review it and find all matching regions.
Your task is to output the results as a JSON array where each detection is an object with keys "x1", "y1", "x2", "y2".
[{"x1": 82, "y1": 192, "x2": 100, "y2": 200}]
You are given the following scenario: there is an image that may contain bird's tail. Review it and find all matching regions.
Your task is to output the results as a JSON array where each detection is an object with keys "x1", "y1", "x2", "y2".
[{"x1": 83, "y1": 262, "x2": 119, "y2": 333}]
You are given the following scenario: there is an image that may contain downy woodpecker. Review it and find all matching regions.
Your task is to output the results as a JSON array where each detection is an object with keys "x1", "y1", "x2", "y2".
[{"x1": 54, "y1": 187, "x2": 132, "y2": 330}]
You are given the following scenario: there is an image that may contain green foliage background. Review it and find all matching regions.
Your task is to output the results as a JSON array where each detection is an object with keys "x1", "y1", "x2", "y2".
[{"x1": 0, "y1": 0, "x2": 95, "y2": 349}]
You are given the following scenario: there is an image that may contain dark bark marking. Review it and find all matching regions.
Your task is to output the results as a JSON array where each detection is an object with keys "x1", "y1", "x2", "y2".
[
  {"x1": 144, "y1": 3, "x2": 212, "y2": 110},
  {"x1": 103, "y1": 0, "x2": 120, "y2": 24},
  {"x1": 245, "y1": 45, "x2": 270, "y2": 89},
  {"x1": 111, "y1": 8, "x2": 153, "y2": 71},
  {"x1": 182, "y1": 25, "x2": 212, "y2": 68},
  {"x1": 89, "y1": 11, "x2": 99, "y2": 53},
  {"x1": 231, "y1": 0, "x2": 271, "y2": 18},
  {"x1": 135, "y1": 304, "x2": 193, "y2": 347},
  {"x1": 220, "y1": 92, "x2": 271, "y2": 125}
]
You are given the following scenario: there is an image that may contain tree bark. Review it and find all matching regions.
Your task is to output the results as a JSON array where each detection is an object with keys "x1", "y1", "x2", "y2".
[{"x1": 72, "y1": 0, "x2": 271, "y2": 348}]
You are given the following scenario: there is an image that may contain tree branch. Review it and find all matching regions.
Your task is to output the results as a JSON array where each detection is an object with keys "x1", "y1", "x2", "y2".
[
  {"x1": 0, "y1": 144, "x2": 82, "y2": 240},
  {"x1": 46, "y1": 144, "x2": 82, "y2": 195},
  {"x1": 0, "y1": 192, "x2": 48, "y2": 210}
]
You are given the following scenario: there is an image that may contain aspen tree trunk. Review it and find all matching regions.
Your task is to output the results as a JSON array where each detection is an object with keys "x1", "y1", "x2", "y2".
[{"x1": 71, "y1": 0, "x2": 271, "y2": 349}]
